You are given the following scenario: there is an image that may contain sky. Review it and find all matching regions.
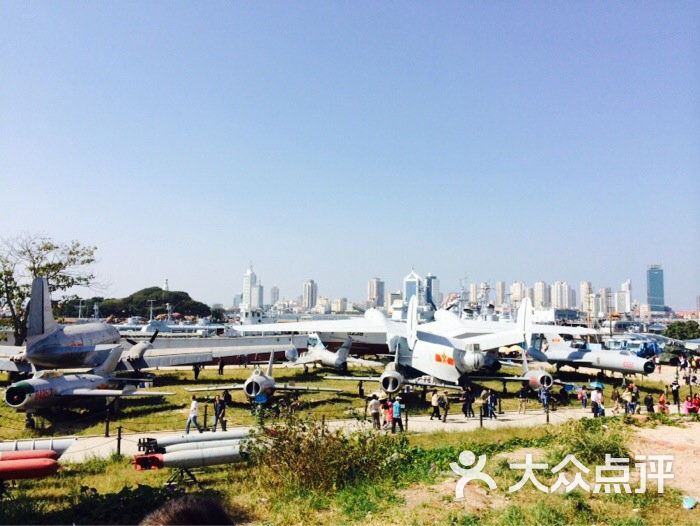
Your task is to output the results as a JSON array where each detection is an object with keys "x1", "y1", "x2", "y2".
[{"x1": 1, "y1": 2, "x2": 698, "y2": 308}]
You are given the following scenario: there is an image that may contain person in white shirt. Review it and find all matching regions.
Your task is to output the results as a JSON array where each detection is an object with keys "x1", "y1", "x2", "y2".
[
  {"x1": 368, "y1": 394, "x2": 381, "y2": 430},
  {"x1": 186, "y1": 395, "x2": 203, "y2": 434}
]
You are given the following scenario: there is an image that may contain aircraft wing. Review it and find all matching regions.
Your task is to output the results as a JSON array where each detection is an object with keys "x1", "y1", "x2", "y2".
[
  {"x1": 346, "y1": 357, "x2": 384, "y2": 367},
  {"x1": 62, "y1": 388, "x2": 174, "y2": 397},
  {"x1": 229, "y1": 317, "x2": 387, "y2": 335},
  {"x1": 0, "y1": 345, "x2": 32, "y2": 373},
  {"x1": 274, "y1": 384, "x2": 342, "y2": 393},
  {"x1": 185, "y1": 384, "x2": 246, "y2": 392},
  {"x1": 325, "y1": 375, "x2": 462, "y2": 391},
  {"x1": 117, "y1": 340, "x2": 299, "y2": 371}
]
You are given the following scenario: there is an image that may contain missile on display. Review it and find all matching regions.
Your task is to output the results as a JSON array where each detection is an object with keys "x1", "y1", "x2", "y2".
[
  {"x1": 0, "y1": 458, "x2": 59, "y2": 480},
  {"x1": 0, "y1": 450, "x2": 58, "y2": 461},
  {"x1": 139, "y1": 430, "x2": 252, "y2": 453},
  {"x1": 164, "y1": 439, "x2": 243, "y2": 454},
  {"x1": 0, "y1": 438, "x2": 76, "y2": 458},
  {"x1": 134, "y1": 445, "x2": 246, "y2": 470}
]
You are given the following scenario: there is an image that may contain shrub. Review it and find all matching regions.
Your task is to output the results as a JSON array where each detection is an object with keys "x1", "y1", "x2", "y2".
[
  {"x1": 546, "y1": 417, "x2": 629, "y2": 466},
  {"x1": 250, "y1": 414, "x2": 409, "y2": 492}
]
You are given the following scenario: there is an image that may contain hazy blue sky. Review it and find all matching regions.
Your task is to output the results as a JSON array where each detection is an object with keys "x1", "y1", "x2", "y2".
[{"x1": 1, "y1": 3, "x2": 698, "y2": 308}]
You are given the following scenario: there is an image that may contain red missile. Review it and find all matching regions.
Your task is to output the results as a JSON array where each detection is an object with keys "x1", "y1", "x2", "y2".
[
  {"x1": 0, "y1": 458, "x2": 59, "y2": 480},
  {"x1": 133, "y1": 454, "x2": 164, "y2": 470},
  {"x1": 0, "y1": 450, "x2": 58, "y2": 461}
]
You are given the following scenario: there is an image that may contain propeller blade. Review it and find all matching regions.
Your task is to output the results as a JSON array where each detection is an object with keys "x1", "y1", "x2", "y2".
[
  {"x1": 150, "y1": 330, "x2": 159, "y2": 344},
  {"x1": 126, "y1": 338, "x2": 137, "y2": 346}
]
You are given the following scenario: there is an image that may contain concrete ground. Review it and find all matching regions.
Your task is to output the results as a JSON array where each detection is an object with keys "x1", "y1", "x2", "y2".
[{"x1": 60, "y1": 405, "x2": 599, "y2": 463}]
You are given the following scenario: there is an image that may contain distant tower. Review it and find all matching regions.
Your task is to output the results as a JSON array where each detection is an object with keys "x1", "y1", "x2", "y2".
[
  {"x1": 164, "y1": 278, "x2": 169, "y2": 292},
  {"x1": 367, "y1": 278, "x2": 385, "y2": 307},
  {"x1": 425, "y1": 273, "x2": 440, "y2": 308},
  {"x1": 242, "y1": 266, "x2": 257, "y2": 307},
  {"x1": 579, "y1": 281, "x2": 592, "y2": 310},
  {"x1": 533, "y1": 281, "x2": 551, "y2": 309},
  {"x1": 403, "y1": 269, "x2": 423, "y2": 305},
  {"x1": 469, "y1": 283, "x2": 478, "y2": 303},
  {"x1": 270, "y1": 286, "x2": 280, "y2": 305},
  {"x1": 646, "y1": 265, "x2": 664, "y2": 312},
  {"x1": 495, "y1": 281, "x2": 506, "y2": 307},
  {"x1": 303, "y1": 280, "x2": 318, "y2": 309}
]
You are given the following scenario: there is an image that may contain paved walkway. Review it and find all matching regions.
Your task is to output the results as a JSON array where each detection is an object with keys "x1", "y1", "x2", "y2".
[{"x1": 60, "y1": 406, "x2": 595, "y2": 463}]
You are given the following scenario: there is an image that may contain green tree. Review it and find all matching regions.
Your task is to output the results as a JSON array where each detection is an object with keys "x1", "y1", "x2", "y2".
[
  {"x1": 210, "y1": 307, "x2": 226, "y2": 323},
  {"x1": 0, "y1": 235, "x2": 97, "y2": 345},
  {"x1": 663, "y1": 320, "x2": 700, "y2": 340}
]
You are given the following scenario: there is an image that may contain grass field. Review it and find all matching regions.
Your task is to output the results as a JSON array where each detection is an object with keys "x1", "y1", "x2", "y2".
[
  {"x1": 1, "y1": 364, "x2": 696, "y2": 441},
  {"x1": 2, "y1": 416, "x2": 697, "y2": 525}
]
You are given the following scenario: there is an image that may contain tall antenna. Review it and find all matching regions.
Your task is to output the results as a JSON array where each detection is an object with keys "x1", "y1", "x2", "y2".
[{"x1": 147, "y1": 299, "x2": 157, "y2": 321}]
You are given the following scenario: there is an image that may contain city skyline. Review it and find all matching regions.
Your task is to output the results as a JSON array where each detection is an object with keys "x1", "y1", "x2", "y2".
[{"x1": 2, "y1": 4, "x2": 697, "y2": 309}]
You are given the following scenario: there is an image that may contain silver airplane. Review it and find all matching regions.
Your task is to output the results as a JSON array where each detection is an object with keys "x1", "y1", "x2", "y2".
[
  {"x1": 3, "y1": 344, "x2": 173, "y2": 417},
  {"x1": 529, "y1": 333, "x2": 656, "y2": 376},
  {"x1": 327, "y1": 296, "x2": 531, "y2": 395},
  {"x1": 0, "y1": 277, "x2": 299, "y2": 374},
  {"x1": 186, "y1": 353, "x2": 342, "y2": 404},
  {"x1": 286, "y1": 334, "x2": 383, "y2": 371},
  {"x1": 0, "y1": 277, "x2": 121, "y2": 373}
]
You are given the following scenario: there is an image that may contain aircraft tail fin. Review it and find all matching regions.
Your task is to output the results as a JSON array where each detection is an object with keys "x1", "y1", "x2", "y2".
[
  {"x1": 26, "y1": 277, "x2": 59, "y2": 341},
  {"x1": 520, "y1": 345, "x2": 529, "y2": 374},
  {"x1": 266, "y1": 351, "x2": 275, "y2": 377},
  {"x1": 94, "y1": 345, "x2": 124, "y2": 376},
  {"x1": 406, "y1": 296, "x2": 418, "y2": 349},
  {"x1": 516, "y1": 297, "x2": 533, "y2": 349},
  {"x1": 336, "y1": 338, "x2": 352, "y2": 362}
]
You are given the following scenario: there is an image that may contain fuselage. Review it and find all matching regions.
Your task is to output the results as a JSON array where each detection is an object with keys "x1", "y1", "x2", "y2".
[
  {"x1": 4, "y1": 371, "x2": 119, "y2": 410},
  {"x1": 25, "y1": 323, "x2": 121, "y2": 369}
]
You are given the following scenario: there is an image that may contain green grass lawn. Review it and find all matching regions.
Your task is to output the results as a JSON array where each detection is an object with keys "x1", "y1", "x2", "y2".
[
  {"x1": 2, "y1": 417, "x2": 697, "y2": 525},
  {"x1": 1, "y1": 364, "x2": 696, "y2": 441}
]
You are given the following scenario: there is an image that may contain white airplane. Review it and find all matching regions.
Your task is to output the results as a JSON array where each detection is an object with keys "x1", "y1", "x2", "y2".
[
  {"x1": 186, "y1": 353, "x2": 342, "y2": 404},
  {"x1": 327, "y1": 296, "x2": 532, "y2": 394},
  {"x1": 287, "y1": 334, "x2": 383, "y2": 371}
]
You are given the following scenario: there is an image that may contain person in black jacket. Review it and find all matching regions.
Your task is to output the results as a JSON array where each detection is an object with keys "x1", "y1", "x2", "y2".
[{"x1": 212, "y1": 395, "x2": 226, "y2": 432}]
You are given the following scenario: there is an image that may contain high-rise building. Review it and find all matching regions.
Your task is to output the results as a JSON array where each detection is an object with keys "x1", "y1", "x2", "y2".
[
  {"x1": 385, "y1": 290, "x2": 402, "y2": 313},
  {"x1": 552, "y1": 281, "x2": 571, "y2": 309},
  {"x1": 232, "y1": 294, "x2": 242, "y2": 308},
  {"x1": 646, "y1": 265, "x2": 665, "y2": 312},
  {"x1": 331, "y1": 297, "x2": 347, "y2": 313},
  {"x1": 367, "y1": 278, "x2": 385, "y2": 307},
  {"x1": 250, "y1": 283, "x2": 263, "y2": 309},
  {"x1": 403, "y1": 269, "x2": 423, "y2": 304},
  {"x1": 615, "y1": 279, "x2": 631, "y2": 313},
  {"x1": 469, "y1": 283, "x2": 478, "y2": 303},
  {"x1": 495, "y1": 281, "x2": 506, "y2": 307},
  {"x1": 302, "y1": 280, "x2": 318, "y2": 310},
  {"x1": 534, "y1": 281, "x2": 551, "y2": 309},
  {"x1": 241, "y1": 266, "x2": 257, "y2": 307},
  {"x1": 579, "y1": 281, "x2": 592, "y2": 310},
  {"x1": 425, "y1": 273, "x2": 440, "y2": 308},
  {"x1": 525, "y1": 287, "x2": 535, "y2": 304},
  {"x1": 568, "y1": 289, "x2": 577, "y2": 309},
  {"x1": 270, "y1": 286, "x2": 280, "y2": 305},
  {"x1": 598, "y1": 288, "x2": 612, "y2": 316},
  {"x1": 510, "y1": 281, "x2": 526, "y2": 304}
]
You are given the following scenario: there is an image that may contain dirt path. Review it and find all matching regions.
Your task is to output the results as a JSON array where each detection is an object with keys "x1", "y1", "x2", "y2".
[{"x1": 631, "y1": 422, "x2": 700, "y2": 491}]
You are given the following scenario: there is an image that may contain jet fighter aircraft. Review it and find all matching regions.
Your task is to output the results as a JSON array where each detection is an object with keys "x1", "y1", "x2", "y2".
[{"x1": 185, "y1": 353, "x2": 342, "y2": 404}]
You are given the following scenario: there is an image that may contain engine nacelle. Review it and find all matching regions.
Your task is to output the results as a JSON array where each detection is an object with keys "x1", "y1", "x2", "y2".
[
  {"x1": 522, "y1": 370, "x2": 553, "y2": 389},
  {"x1": 454, "y1": 350, "x2": 484, "y2": 374},
  {"x1": 379, "y1": 368, "x2": 404, "y2": 394},
  {"x1": 284, "y1": 348, "x2": 299, "y2": 362},
  {"x1": 243, "y1": 375, "x2": 275, "y2": 399}
]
